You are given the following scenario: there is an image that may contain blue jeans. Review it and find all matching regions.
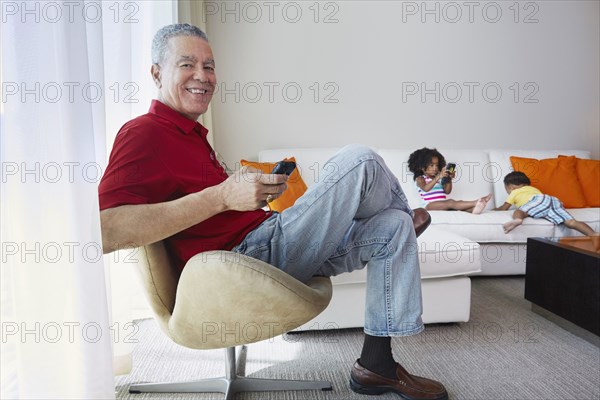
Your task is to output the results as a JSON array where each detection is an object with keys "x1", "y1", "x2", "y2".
[{"x1": 232, "y1": 144, "x2": 423, "y2": 337}]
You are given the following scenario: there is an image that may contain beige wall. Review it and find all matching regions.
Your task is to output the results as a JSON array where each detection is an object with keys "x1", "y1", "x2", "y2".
[{"x1": 199, "y1": 1, "x2": 599, "y2": 165}]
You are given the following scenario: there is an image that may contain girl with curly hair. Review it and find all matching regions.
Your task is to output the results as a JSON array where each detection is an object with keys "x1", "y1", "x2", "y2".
[{"x1": 408, "y1": 147, "x2": 491, "y2": 213}]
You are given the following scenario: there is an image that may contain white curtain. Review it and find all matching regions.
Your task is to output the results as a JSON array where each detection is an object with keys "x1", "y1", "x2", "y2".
[{"x1": 1, "y1": 1, "x2": 176, "y2": 398}]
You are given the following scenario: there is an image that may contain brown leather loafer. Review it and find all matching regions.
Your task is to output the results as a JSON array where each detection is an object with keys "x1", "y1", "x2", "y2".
[
  {"x1": 350, "y1": 360, "x2": 448, "y2": 400},
  {"x1": 413, "y1": 208, "x2": 431, "y2": 238}
]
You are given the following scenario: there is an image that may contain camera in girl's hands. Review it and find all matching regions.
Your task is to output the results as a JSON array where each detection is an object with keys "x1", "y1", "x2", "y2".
[{"x1": 442, "y1": 163, "x2": 456, "y2": 185}]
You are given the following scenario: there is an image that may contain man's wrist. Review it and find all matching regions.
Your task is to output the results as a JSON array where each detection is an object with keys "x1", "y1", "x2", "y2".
[{"x1": 194, "y1": 185, "x2": 228, "y2": 214}]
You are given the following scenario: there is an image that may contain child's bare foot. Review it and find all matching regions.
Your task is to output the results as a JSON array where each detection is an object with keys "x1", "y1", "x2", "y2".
[
  {"x1": 472, "y1": 194, "x2": 492, "y2": 214},
  {"x1": 503, "y1": 218, "x2": 523, "y2": 233}
]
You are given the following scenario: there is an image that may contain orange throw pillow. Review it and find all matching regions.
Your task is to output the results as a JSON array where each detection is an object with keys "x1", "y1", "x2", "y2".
[
  {"x1": 574, "y1": 158, "x2": 600, "y2": 207},
  {"x1": 240, "y1": 157, "x2": 308, "y2": 212},
  {"x1": 509, "y1": 155, "x2": 587, "y2": 208}
]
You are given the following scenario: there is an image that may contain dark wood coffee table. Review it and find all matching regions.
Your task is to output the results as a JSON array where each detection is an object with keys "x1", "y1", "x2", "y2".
[{"x1": 525, "y1": 237, "x2": 600, "y2": 345}]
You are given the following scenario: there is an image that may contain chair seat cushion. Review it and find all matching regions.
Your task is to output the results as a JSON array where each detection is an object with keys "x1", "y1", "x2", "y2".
[{"x1": 167, "y1": 251, "x2": 332, "y2": 349}]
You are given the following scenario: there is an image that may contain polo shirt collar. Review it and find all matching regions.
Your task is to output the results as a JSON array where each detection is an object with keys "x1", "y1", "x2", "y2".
[{"x1": 149, "y1": 99, "x2": 208, "y2": 137}]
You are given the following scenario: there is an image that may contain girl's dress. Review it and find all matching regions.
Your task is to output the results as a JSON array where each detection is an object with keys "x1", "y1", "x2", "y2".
[{"x1": 416, "y1": 175, "x2": 447, "y2": 207}]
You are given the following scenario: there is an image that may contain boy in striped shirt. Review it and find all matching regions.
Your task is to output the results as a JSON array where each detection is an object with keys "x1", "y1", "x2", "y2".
[{"x1": 494, "y1": 171, "x2": 597, "y2": 235}]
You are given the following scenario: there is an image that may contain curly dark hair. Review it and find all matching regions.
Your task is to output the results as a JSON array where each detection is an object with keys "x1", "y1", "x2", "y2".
[
  {"x1": 407, "y1": 147, "x2": 446, "y2": 181},
  {"x1": 504, "y1": 171, "x2": 531, "y2": 186}
]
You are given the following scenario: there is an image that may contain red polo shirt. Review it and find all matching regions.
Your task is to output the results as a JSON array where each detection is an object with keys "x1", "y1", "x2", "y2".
[{"x1": 99, "y1": 100, "x2": 269, "y2": 270}]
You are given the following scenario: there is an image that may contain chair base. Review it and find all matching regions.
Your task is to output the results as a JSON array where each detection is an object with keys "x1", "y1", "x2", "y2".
[
  {"x1": 129, "y1": 346, "x2": 332, "y2": 400},
  {"x1": 129, "y1": 376, "x2": 333, "y2": 398}
]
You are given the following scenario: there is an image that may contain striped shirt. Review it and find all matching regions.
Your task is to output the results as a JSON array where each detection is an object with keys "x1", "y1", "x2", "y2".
[{"x1": 416, "y1": 175, "x2": 447, "y2": 206}]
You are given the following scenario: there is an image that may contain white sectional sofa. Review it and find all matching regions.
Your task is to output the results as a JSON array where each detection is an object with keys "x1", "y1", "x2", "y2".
[{"x1": 259, "y1": 148, "x2": 600, "y2": 327}]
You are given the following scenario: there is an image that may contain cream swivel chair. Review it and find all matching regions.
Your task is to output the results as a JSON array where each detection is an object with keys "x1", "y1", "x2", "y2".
[{"x1": 129, "y1": 241, "x2": 333, "y2": 399}]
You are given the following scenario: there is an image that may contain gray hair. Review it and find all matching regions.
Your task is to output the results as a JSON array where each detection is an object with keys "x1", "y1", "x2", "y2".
[{"x1": 151, "y1": 24, "x2": 208, "y2": 65}]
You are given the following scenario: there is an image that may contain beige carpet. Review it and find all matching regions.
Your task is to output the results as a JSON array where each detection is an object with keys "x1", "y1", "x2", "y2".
[{"x1": 115, "y1": 277, "x2": 600, "y2": 399}]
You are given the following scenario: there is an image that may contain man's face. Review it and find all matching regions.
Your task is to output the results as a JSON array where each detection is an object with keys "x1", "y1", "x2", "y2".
[{"x1": 152, "y1": 35, "x2": 216, "y2": 121}]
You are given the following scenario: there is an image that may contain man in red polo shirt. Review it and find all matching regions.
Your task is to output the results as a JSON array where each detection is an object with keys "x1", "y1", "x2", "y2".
[{"x1": 99, "y1": 24, "x2": 446, "y2": 400}]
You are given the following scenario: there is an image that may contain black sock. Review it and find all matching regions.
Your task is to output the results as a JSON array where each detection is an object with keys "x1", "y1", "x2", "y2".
[{"x1": 359, "y1": 334, "x2": 397, "y2": 379}]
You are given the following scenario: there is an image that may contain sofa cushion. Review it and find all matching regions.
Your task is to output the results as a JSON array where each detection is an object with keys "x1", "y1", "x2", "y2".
[
  {"x1": 559, "y1": 208, "x2": 600, "y2": 233},
  {"x1": 240, "y1": 157, "x2": 308, "y2": 212},
  {"x1": 574, "y1": 158, "x2": 600, "y2": 207},
  {"x1": 428, "y1": 210, "x2": 557, "y2": 243},
  {"x1": 488, "y1": 149, "x2": 591, "y2": 208},
  {"x1": 430, "y1": 208, "x2": 600, "y2": 243},
  {"x1": 416, "y1": 226, "x2": 481, "y2": 278}
]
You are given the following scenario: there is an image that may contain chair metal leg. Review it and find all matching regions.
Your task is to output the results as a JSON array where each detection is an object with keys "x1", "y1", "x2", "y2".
[
  {"x1": 129, "y1": 346, "x2": 333, "y2": 399},
  {"x1": 129, "y1": 378, "x2": 230, "y2": 394}
]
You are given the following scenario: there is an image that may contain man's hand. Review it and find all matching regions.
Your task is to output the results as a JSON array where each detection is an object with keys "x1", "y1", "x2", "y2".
[
  {"x1": 100, "y1": 166, "x2": 288, "y2": 254},
  {"x1": 217, "y1": 166, "x2": 288, "y2": 211}
]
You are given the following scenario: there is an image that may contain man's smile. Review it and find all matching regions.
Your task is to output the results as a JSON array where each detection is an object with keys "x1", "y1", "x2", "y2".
[{"x1": 186, "y1": 87, "x2": 209, "y2": 94}]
